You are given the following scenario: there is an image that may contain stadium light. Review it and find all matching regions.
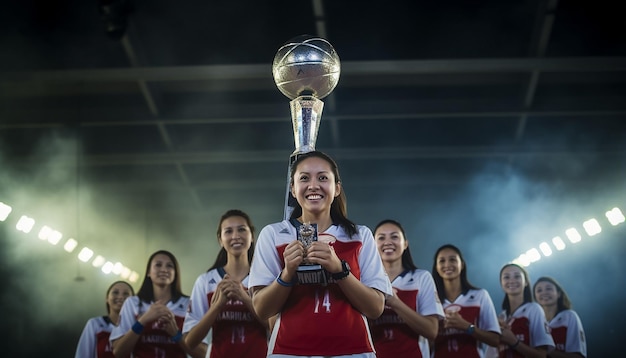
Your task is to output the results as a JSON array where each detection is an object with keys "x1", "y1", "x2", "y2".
[
  {"x1": 16, "y1": 215, "x2": 35, "y2": 233},
  {"x1": 583, "y1": 218, "x2": 601, "y2": 236},
  {"x1": 64, "y1": 238, "x2": 78, "y2": 252},
  {"x1": 526, "y1": 248, "x2": 541, "y2": 262},
  {"x1": 0, "y1": 202, "x2": 12, "y2": 221},
  {"x1": 129, "y1": 271, "x2": 139, "y2": 283},
  {"x1": 78, "y1": 247, "x2": 94, "y2": 262},
  {"x1": 513, "y1": 254, "x2": 531, "y2": 267},
  {"x1": 102, "y1": 261, "x2": 114, "y2": 274},
  {"x1": 92, "y1": 255, "x2": 106, "y2": 268},
  {"x1": 551, "y1": 236, "x2": 566, "y2": 250},
  {"x1": 565, "y1": 228, "x2": 582, "y2": 243},
  {"x1": 539, "y1": 242, "x2": 553, "y2": 256},
  {"x1": 606, "y1": 207, "x2": 625, "y2": 226}
]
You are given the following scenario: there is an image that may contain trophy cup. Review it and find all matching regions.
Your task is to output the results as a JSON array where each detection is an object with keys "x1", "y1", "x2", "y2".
[{"x1": 272, "y1": 35, "x2": 341, "y2": 285}]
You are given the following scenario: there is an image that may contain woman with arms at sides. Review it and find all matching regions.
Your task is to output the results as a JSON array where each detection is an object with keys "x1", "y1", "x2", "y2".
[
  {"x1": 369, "y1": 219, "x2": 444, "y2": 358},
  {"x1": 533, "y1": 277, "x2": 586, "y2": 358},
  {"x1": 75, "y1": 280, "x2": 134, "y2": 357},
  {"x1": 431, "y1": 244, "x2": 500, "y2": 357},
  {"x1": 183, "y1": 209, "x2": 268, "y2": 358},
  {"x1": 110, "y1": 250, "x2": 205, "y2": 358},
  {"x1": 491, "y1": 263, "x2": 554, "y2": 358},
  {"x1": 249, "y1": 150, "x2": 393, "y2": 358}
]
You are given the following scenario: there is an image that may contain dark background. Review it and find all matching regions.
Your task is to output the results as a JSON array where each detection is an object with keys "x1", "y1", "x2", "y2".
[{"x1": 1, "y1": 0, "x2": 625, "y2": 356}]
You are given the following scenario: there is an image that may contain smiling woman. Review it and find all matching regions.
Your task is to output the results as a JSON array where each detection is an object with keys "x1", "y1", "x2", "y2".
[
  {"x1": 182, "y1": 209, "x2": 268, "y2": 358},
  {"x1": 109, "y1": 250, "x2": 204, "y2": 358}
]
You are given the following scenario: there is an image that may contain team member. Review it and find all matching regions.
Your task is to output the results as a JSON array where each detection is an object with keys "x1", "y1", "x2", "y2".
[
  {"x1": 493, "y1": 263, "x2": 554, "y2": 358},
  {"x1": 75, "y1": 280, "x2": 134, "y2": 358},
  {"x1": 184, "y1": 209, "x2": 268, "y2": 358},
  {"x1": 370, "y1": 219, "x2": 444, "y2": 358},
  {"x1": 431, "y1": 244, "x2": 500, "y2": 357},
  {"x1": 533, "y1": 277, "x2": 586, "y2": 358},
  {"x1": 249, "y1": 150, "x2": 393, "y2": 357},
  {"x1": 110, "y1": 250, "x2": 204, "y2": 358}
]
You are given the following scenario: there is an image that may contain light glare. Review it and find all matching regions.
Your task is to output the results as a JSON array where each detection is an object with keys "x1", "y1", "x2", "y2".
[
  {"x1": 129, "y1": 271, "x2": 139, "y2": 283},
  {"x1": 92, "y1": 255, "x2": 106, "y2": 268},
  {"x1": 565, "y1": 228, "x2": 582, "y2": 243},
  {"x1": 513, "y1": 254, "x2": 531, "y2": 267},
  {"x1": 539, "y1": 242, "x2": 552, "y2": 256},
  {"x1": 120, "y1": 267, "x2": 131, "y2": 279},
  {"x1": 102, "y1": 261, "x2": 114, "y2": 274},
  {"x1": 606, "y1": 207, "x2": 625, "y2": 226},
  {"x1": 583, "y1": 218, "x2": 601, "y2": 236},
  {"x1": 551, "y1": 236, "x2": 566, "y2": 250},
  {"x1": 16, "y1": 216, "x2": 35, "y2": 233},
  {"x1": 0, "y1": 202, "x2": 13, "y2": 221},
  {"x1": 78, "y1": 247, "x2": 94, "y2": 262},
  {"x1": 526, "y1": 248, "x2": 541, "y2": 262},
  {"x1": 112, "y1": 262, "x2": 124, "y2": 275},
  {"x1": 64, "y1": 238, "x2": 78, "y2": 252}
]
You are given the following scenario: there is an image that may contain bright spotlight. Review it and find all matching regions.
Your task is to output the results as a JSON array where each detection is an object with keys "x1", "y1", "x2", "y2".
[
  {"x1": 513, "y1": 254, "x2": 531, "y2": 267},
  {"x1": 78, "y1": 247, "x2": 94, "y2": 262},
  {"x1": 16, "y1": 216, "x2": 35, "y2": 233},
  {"x1": 539, "y1": 242, "x2": 553, "y2": 256},
  {"x1": 129, "y1": 271, "x2": 139, "y2": 283},
  {"x1": 102, "y1": 261, "x2": 114, "y2": 274},
  {"x1": 526, "y1": 248, "x2": 541, "y2": 262},
  {"x1": 120, "y1": 266, "x2": 131, "y2": 279},
  {"x1": 38, "y1": 226, "x2": 63, "y2": 245},
  {"x1": 64, "y1": 238, "x2": 78, "y2": 252},
  {"x1": 551, "y1": 236, "x2": 566, "y2": 250},
  {"x1": 0, "y1": 202, "x2": 12, "y2": 221},
  {"x1": 565, "y1": 228, "x2": 582, "y2": 243},
  {"x1": 582, "y1": 218, "x2": 602, "y2": 236},
  {"x1": 606, "y1": 207, "x2": 625, "y2": 226},
  {"x1": 112, "y1": 262, "x2": 124, "y2": 275},
  {"x1": 92, "y1": 255, "x2": 106, "y2": 268}
]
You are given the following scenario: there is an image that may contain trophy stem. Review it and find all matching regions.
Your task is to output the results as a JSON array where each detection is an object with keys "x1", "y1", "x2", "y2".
[{"x1": 290, "y1": 95, "x2": 324, "y2": 155}]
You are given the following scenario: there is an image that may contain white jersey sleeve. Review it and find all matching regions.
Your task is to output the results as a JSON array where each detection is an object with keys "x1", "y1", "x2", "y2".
[
  {"x1": 249, "y1": 223, "x2": 284, "y2": 288},
  {"x1": 476, "y1": 288, "x2": 501, "y2": 334},
  {"x1": 414, "y1": 269, "x2": 444, "y2": 318},
  {"x1": 110, "y1": 296, "x2": 140, "y2": 342},
  {"x1": 527, "y1": 302, "x2": 555, "y2": 348},
  {"x1": 183, "y1": 271, "x2": 213, "y2": 334},
  {"x1": 75, "y1": 317, "x2": 99, "y2": 358}
]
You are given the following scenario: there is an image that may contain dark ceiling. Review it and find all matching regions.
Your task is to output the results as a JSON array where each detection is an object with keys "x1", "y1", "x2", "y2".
[{"x1": 0, "y1": 0, "x2": 625, "y2": 355}]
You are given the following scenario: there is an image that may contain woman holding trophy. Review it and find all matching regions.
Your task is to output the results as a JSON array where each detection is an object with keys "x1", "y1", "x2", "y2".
[{"x1": 249, "y1": 150, "x2": 392, "y2": 357}]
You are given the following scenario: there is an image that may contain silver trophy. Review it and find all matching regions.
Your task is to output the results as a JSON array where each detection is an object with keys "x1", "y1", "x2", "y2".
[
  {"x1": 272, "y1": 35, "x2": 341, "y2": 220},
  {"x1": 272, "y1": 35, "x2": 340, "y2": 285}
]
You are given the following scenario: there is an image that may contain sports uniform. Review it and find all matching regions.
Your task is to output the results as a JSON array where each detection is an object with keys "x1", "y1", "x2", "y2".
[
  {"x1": 548, "y1": 310, "x2": 587, "y2": 357},
  {"x1": 75, "y1": 316, "x2": 116, "y2": 358},
  {"x1": 432, "y1": 288, "x2": 500, "y2": 358},
  {"x1": 110, "y1": 295, "x2": 189, "y2": 358},
  {"x1": 249, "y1": 220, "x2": 392, "y2": 357},
  {"x1": 369, "y1": 269, "x2": 444, "y2": 358},
  {"x1": 183, "y1": 267, "x2": 268, "y2": 358},
  {"x1": 496, "y1": 302, "x2": 554, "y2": 358}
]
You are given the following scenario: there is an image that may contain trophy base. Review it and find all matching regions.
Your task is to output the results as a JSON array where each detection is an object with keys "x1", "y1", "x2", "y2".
[{"x1": 296, "y1": 264, "x2": 327, "y2": 285}]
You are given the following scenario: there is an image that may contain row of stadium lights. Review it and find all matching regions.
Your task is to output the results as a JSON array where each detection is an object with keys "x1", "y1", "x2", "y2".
[
  {"x1": 1, "y1": 199, "x2": 623, "y2": 273},
  {"x1": 0, "y1": 201, "x2": 139, "y2": 283},
  {"x1": 512, "y1": 207, "x2": 625, "y2": 267}
]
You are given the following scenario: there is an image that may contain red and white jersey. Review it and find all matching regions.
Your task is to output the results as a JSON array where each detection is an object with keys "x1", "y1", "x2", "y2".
[
  {"x1": 496, "y1": 302, "x2": 554, "y2": 358},
  {"x1": 433, "y1": 288, "x2": 501, "y2": 358},
  {"x1": 249, "y1": 221, "x2": 393, "y2": 357},
  {"x1": 369, "y1": 269, "x2": 444, "y2": 358},
  {"x1": 75, "y1": 316, "x2": 116, "y2": 358},
  {"x1": 110, "y1": 295, "x2": 190, "y2": 358},
  {"x1": 548, "y1": 310, "x2": 587, "y2": 357},
  {"x1": 183, "y1": 267, "x2": 268, "y2": 358}
]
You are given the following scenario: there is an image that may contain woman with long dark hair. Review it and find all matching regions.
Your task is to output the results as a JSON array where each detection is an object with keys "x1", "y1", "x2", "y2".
[
  {"x1": 110, "y1": 250, "x2": 204, "y2": 358},
  {"x1": 183, "y1": 209, "x2": 268, "y2": 358},
  {"x1": 431, "y1": 244, "x2": 500, "y2": 357},
  {"x1": 249, "y1": 151, "x2": 392, "y2": 357},
  {"x1": 492, "y1": 263, "x2": 554, "y2": 358},
  {"x1": 75, "y1": 280, "x2": 134, "y2": 357},
  {"x1": 369, "y1": 219, "x2": 444, "y2": 358},
  {"x1": 533, "y1": 277, "x2": 586, "y2": 358}
]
